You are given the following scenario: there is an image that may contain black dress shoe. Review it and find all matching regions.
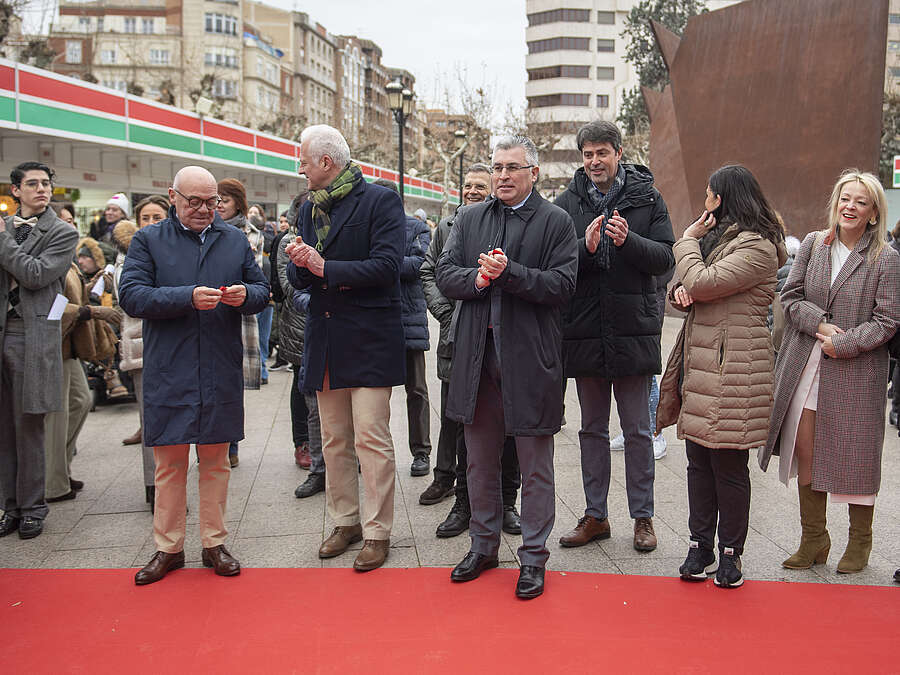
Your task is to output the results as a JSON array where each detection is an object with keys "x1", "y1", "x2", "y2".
[
  {"x1": 0, "y1": 513, "x2": 20, "y2": 537},
  {"x1": 135, "y1": 550, "x2": 185, "y2": 585},
  {"x1": 419, "y1": 479, "x2": 454, "y2": 505},
  {"x1": 18, "y1": 516, "x2": 43, "y2": 540},
  {"x1": 69, "y1": 478, "x2": 84, "y2": 491},
  {"x1": 295, "y1": 472, "x2": 326, "y2": 498},
  {"x1": 202, "y1": 544, "x2": 241, "y2": 576},
  {"x1": 451, "y1": 551, "x2": 499, "y2": 582},
  {"x1": 502, "y1": 505, "x2": 522, "y2": 534},
  {"x1": 46, "y1": 490, "x2": 77, "y2": 503},
  {"x1": 436, "y1": 499, "x2": 470, "y2": 538},
  {"x1": 894, "y1": 568, "x2": 900, "y2": 584},
  {"x1": 410, "y1": 453, "x2": 430, "y2": 477},
  {"x1": 516, "y1": 565, "x2": 545, "y2": 599}
]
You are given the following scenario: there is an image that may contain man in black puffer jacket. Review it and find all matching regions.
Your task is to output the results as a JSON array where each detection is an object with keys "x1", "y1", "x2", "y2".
[
  {"x1": 554, "y1": 120, "x2": 675, "y2": 554},
  {"x1": 373, "y1": 179, "x2": 432, "y2": 477}
]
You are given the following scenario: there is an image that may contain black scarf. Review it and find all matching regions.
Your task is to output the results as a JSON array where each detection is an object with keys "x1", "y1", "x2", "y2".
[{"x1": 586, "y1": 164, "x2": 626, "y2": 270}]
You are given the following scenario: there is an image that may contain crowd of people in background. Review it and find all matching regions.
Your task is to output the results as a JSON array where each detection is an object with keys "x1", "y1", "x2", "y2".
[{"x1": 2, "y1": 115, "x2": 900, "y2": 597}]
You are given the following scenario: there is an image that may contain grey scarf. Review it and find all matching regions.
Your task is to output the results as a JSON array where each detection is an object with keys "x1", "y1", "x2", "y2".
[
  {"x1": 224, "y1": 213, "x2": 248, "y2": 230},
  {"x1": 587, "y1": 163, "x2": 626, "y2": 270}
]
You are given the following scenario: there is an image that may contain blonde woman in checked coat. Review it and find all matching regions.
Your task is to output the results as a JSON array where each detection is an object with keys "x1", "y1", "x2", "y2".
[{"x1": 762, "y1": 170, "x2": 900, "y2": 575}]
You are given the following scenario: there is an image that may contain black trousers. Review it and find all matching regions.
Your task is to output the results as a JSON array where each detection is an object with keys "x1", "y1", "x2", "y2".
[
  {"x1": 291, "y1": 365, "x2": 309, "y2": 446},
  {"x1": 685, "y1": 439, "x2": 750, "y2": 556},
  {"x1": 405, "y1": 350, "x2": 431, "y2": 456}
]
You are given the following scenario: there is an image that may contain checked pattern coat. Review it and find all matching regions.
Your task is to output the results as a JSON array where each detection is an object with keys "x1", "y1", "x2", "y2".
[{"x1": 761, "y1": 230, "x2": 900, "y2": 494}]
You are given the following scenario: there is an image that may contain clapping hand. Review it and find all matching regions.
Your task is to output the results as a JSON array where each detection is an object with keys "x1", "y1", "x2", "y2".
[
  {"x1": 286, "y1": 235, "x2": 325, "y2": 277},
  {"x1": 475, "y1": 248, "x2": 507, "y2": 289}
]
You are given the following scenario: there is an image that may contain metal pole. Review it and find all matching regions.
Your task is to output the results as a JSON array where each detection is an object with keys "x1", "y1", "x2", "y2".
[
  {"x1": 398, "y1": 111, "x2": 405, "y2": 206},
  {"x1": 458, "y1": 150, "x2": 464, "y2": 207}
]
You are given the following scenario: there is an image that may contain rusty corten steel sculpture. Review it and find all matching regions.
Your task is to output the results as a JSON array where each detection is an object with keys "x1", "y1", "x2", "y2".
[{"x1": 644, "y1": 0, "x2": 889, "y2": 238}]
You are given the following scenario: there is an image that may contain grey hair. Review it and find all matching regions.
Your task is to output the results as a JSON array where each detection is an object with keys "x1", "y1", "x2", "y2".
[
  {"x1": 466, "y1": 162, "x2": 492, "y2": 175},
  {"x1": 491, "y1": 135, "x2": 538, "y2": 167},
  {"x1": 300, "y1": 124, "x2": 351, "y2": 168}
]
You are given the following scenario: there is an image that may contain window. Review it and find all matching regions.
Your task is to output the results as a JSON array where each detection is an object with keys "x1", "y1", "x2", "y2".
[
  {"x1": 149, "y1": 49, "x2": 170, "y2": 65},
  {"x1": 97, "y1": 17, "x2": 103, "y2": 31},
  {"x1": 889, "y1": 40, "x2": 900, "y2": 52},
  {"x1": 141, "y1": 18, "x2": 154, "y2": 34},
  {"x1": 890, "y1": 13, "x2": 900, "y2": 23},
  {"x1": 891, "y1": 67, "x2": 900, "y2": 78},
  {"x1": 100, "y1": 49, "x2": 116, "y2": 64},
  {"x1": 597, "y1": 39, "x2": 615, "y2": 52},
  {"x1": 597, "y1": 11, "x2": 615, "y2": 24},
  {"x1": 205, "y1": 13, "x2": 238, "y2": 36},
  {"x1": 528, "y1": 65, "x2": 590, "y2": 80},
  {"x1": 596, "y1": 67, "x2": 615, "y2": 80},
  {"x1": 124, "y1": 17, "x2": 136, "y2": 33},
  {"x1": 65, "y1": 40, "x2": 82, "y2": 64},
  {"x1": 212, "y1": 79, "x2": 237, "y2": 98},
  {"x1": 102, "y1": 79, "x2": 127, "y2": 91},
  {"x1": 527, "y1": 8, "x2": 590, "y2": 26},
  {"x1": 527, "y1": 37, "x2": 590, "y2": 54},
  {"x1": 78, "y1": 17, "x2": 90, "y2": 30},
  {"x1": 528, "y1": 93, "x2": 589, "y2": 108},
  {"x1": 204, "y1": 47, "x2": 238, "y2": 67},
  {"x1": 596, "y1": 94, "x2": 609, "y2": 108}
]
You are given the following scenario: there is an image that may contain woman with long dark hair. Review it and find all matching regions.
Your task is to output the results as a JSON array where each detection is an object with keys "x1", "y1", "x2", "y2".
[
  {"x1": 657, "y1": 165, "x2": 786, "y2": 588},
  {"x1": 762, "y1": 170, "x2": 900, "y2": 575}
]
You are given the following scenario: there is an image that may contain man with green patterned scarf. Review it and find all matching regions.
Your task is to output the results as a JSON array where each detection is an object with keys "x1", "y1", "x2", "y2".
[{"x1": 287, "y1": 124, "x2": 406, "y2": 572}]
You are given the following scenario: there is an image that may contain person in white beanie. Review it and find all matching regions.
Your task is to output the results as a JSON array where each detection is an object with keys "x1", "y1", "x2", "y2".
[
  {"x1": 90, "y1": 193, "x2": 131, "y2": 246},
  {"x1": 413, "y1": 208, "x2": 427, "y2": 222}
]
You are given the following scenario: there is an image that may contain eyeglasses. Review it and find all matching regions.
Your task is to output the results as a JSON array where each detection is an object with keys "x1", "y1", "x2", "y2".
[
  {"x1": 490, "y1": 164, "x2": 535, "y2": 175},
  {"x1": 21, "y1": 179, "x2": 52, "y2": 189},
  {"x1": 172, "y1": 188, "x2": 221, "y2": 211}
]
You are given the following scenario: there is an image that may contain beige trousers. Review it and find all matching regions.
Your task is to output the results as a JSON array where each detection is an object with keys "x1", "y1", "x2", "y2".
[
  {"x1": 44, "y1": 358, "x2": 92, "y2": 499},
  {"x1": 317, "y1": 369, "x2": 395, "y2": 540},
  {"x1": 153, "y1": 443, "x2": 230, "y2": 553}
]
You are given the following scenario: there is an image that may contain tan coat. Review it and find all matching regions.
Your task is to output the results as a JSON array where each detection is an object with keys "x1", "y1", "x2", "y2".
[
  {"x1": 761, "y1": 231, "x2": 900, "y2": 494},
  {"x1": 657, "y1": 226, "x2": 786, "y2": 449}
]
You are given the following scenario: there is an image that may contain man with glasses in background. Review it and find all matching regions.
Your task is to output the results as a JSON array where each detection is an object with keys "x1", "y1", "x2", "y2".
[
  {"x1": 436, "y1": 137, "x2": 577, "y2": 598},
  {"x1": 119, "y1": 166, "x2": 269, "y2": 585},
  {"x1": 0, "y1": 162, "x2": 78, "y2": 540}
]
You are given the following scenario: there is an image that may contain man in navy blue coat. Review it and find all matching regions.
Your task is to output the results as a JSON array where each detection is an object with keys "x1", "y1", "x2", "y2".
[
  {"x1": 119, "y1": 166, "x2": 269, "y2": 585},
  {"x1": 287, "y1": 125, "x2": 405, "y2": 572}
]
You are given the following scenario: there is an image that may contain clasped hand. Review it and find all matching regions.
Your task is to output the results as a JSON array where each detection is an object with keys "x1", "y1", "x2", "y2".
[
  {"x1": 192, "y1": 284, "x2": 245, "y2": 311},
  {"x1": 815, "y1": 322, "x2": 844, "y2": 358},
  {"x1": 475, "y1": 249, "x2": 508, "y2": 289},
  {"x1": 585, "y1": 210, "x2": 628, "y2": 253},
  {"x1": 285, "y1": 237, "x2": 325, "y2": 277}
]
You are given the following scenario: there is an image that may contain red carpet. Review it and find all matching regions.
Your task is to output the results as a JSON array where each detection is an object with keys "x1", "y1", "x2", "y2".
[{"x1": 1, "y1": 567, "x2": 897, "y2": 674}]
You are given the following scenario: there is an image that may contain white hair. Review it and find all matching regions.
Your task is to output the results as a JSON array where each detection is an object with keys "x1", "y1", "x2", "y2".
[
  {"x1": 491, "y1": 135, "x2": 539, "y2": 167},
  {"x1": 300, "y1": 124, "x2": 351, "y2": 168}
]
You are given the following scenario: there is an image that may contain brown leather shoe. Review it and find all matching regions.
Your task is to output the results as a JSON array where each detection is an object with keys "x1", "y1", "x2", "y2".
[
  {"x1": 633, "y1": 517, "x2": 657, "y2": 552},
  {"x1": 134, "y1": 550, "x2": 185, "y2": 585},
  {"x1": 122, "y1": 427, "x2": 142, "y2": 446},
  {"x1": 353, "y1": 539, "x2": 390, "y2": 571},
  {"x1": 201, "y1": 544, "x2": 241, "y2": 576},
  {"x1": 318, "y1": 524, "x2": 363, "y2": 559},
  {"x1": 559, "y1": 515, "x2": 610, "y2": 547}
]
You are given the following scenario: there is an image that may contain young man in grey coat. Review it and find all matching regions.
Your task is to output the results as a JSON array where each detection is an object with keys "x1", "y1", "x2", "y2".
[{"x1": 0, "y1": 161, "x2": 79, "y2": 540}]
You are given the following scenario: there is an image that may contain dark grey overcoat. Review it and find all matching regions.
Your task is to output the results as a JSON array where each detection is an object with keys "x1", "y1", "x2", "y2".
[
  {"x1": 0, "y1": 209, "x2": 78, "y2": 413},
  {"x1": 435, "y1": 191, "x2": 577, "y2": 436},
  {"x1": 761, "y1": 230, "x2": 900, "y2": 494}
]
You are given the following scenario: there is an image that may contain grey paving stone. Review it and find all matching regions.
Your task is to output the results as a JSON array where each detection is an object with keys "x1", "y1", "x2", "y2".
[{"x1": 42, "y1": 545, "x2": 142, "y2": 569}]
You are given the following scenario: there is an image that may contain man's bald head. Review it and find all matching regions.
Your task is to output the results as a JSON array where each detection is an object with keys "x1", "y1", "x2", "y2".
[{"x1": 169, "y1": 166, "x2": 219, "y2": 232}]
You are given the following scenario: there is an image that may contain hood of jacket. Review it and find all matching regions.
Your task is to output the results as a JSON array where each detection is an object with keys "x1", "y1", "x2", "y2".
[
  {"x1": 76, "y1": 236, "x2": 106, "y2": 268},
  {"x1": 565, "y1": 163, "x2": 657, "y2": 210}
]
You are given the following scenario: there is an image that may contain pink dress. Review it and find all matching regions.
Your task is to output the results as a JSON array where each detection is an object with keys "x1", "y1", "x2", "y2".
[{"x1": 777, "y1": 240, "x2": 876, "y2": 505}]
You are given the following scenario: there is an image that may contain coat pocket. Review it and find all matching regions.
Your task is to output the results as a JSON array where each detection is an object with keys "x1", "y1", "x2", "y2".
[{"x1": 717, "y1": 328, "x2": 727, "y2": 374}]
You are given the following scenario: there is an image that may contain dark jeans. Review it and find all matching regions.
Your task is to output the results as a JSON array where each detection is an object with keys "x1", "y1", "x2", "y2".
[
  {"x1": 291, "y1": 365, "x2": 309, "y2": 446},
  {"x1": 685, "y1": 439, "x2": 750, "y2": 556}
]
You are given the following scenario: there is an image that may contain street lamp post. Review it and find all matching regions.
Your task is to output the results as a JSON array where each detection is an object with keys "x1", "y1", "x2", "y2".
[
  {"x1": 386, "y1": 80, "x2": 414, "y2": 205},
  {"x1": 454, "y1": 128, "x2": 466, "y2": 207}
]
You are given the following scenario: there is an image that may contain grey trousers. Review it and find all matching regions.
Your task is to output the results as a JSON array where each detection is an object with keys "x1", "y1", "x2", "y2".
[
  {"x1": 44, "y1": 358, "x2": 91, "y2": 498},
  {"x1": 131, "y1": 370, "x2": 155, "y2": 487},
  {"x1": 575, "y1": 374, "x2": 654, "y2": 521},
  {"x1": 465, "y1": 338, "x2": 554, "y2": 567},
  {"x1": 304, "y1": 391, "x2": 325, "y2": 475},
  {"x1": 0, "y1": 324, "x2": 48, "y2": 519},
  {"x1": 405, "y1": 349, "x2": 431, "y2": 456}
]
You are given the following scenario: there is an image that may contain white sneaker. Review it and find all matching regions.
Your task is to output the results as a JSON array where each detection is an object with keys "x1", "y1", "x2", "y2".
[
  {"x1": 610, "y1": 433, "x2": 625, "y2": 451},
  {"x1": 653, "y1": 434, "x2": 667, "y2": 460}
]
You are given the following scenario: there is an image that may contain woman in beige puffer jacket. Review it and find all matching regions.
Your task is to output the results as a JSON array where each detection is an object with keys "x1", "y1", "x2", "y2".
[{"x1": 657, "y1": 165, "x2": 786, "y2": 589}]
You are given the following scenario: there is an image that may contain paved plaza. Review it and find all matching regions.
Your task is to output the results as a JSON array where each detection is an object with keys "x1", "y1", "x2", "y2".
[{"x1": 2, "y1": 316, "x2": 899, "y2": 587}]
